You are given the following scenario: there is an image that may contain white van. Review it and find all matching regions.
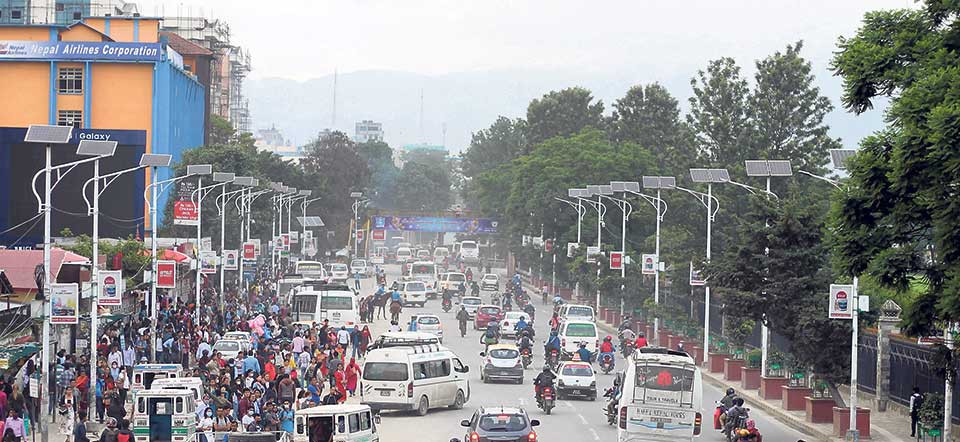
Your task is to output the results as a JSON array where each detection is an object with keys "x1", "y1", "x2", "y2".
[
  {"x1": 559, "y1": 319, "x2": 599, "y2": 358},
  {"x1": 559, "y1": 304, "x2": 596, "y2": 323},
  {"x1": 293, "y1": 285, "x2": 360, "y2": 328},
  {"x1": 395, "y1": 247, "x2": 413, "y2": 263},
  {"x1": 459, "y1": 240, "x2": 479, "y2": 263},
  {"x1": 409, "y1": 261, "x2": 439, "y2": 298},
  {"x1": 150, "y1": 377, "x2": 204, "y2": 404},
  {"x1": 618, "y1": 348, "x2": 703, "y2": 441},
  {"x1": 131, "y1": 364, "x2": 184, "y2": 395},
  {"x1": 361, "y1": 343, "x2": 471, "y2": 416},
  {"x1": 401, "y1": 280, "x2": 428, "y2": 307},
  {"x1": 294, "y1": 404, "x2": 380, "y2": 442}
]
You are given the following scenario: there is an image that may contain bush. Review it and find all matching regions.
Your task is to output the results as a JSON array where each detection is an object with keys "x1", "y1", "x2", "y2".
[
  {"x1": 746, "y1": 349, "x2": 762, "y2": 369},
  {"x1": 919, "y1": 392, "x2": 945, "y2": 428}
]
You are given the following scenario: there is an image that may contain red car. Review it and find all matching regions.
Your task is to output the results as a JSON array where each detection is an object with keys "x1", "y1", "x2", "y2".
[{"x1": 474, "y1": 305, "x2": 503, "y2": 330}]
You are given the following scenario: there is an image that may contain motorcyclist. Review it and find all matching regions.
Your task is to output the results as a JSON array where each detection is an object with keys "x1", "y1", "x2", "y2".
[
  {"x1": 618, "y1": 315, "x2": 633, "y2": 332},
  {"x1": 604, "y1": 374, "x2": 624, "y2": 420},
  {"x1": 533, "y1": 366, "x2": 556, "y2": 405},
  {"x1": 465, "y1": 268, "x2": 473, "y2": 281},
  {"x1": 481, "y1": 320, "x2": 500, "y2": 350},
  {"x1": 598, "y1": 336, "x2": 616, "y2": 365},
  {"x1": 720, "y1": 388, "x2": 738, "y2": 409},
  {"x1": 620, "y1": 326, "x2": 636, "y2": 343},
  {"x1": 457, "y1": 281, "x2": 466, "y2": 297},
  {"x1": 471, "y1": 281, "x2": 480, "y2": 296},
  {"x1": 442, "y1": 289, "x2": 453, "y2": 310},
  {"x1": 544, "y1": 331, "x2": 561, "y2": 359},
  {"x1": 456, "y1": 306, "x2": 469, "y2": 336},
  {"x1": 723, "y1": 398, "x2": 748, "y2": 436},
  {"x1": 548, "y1": 312, "x2": 560, "y2": 332},
  {"x1": 635, "y1": 332, "x2": 648, "y2": 349},
  {"x1": 735, "y1": 419, "x2": 762, "y2": 441},
  {"x1": 575, "y1": 342, "x2": 594, "y2": 364},
  {"x1": 518, "y1": 329, "x2": 534, "y2": 354},
  {"x1": 514, "y1": 316, "x2": 529, "y2": 334},
  {"x1": 523, "y1": 303, "x2": 536, "y2": 322}
]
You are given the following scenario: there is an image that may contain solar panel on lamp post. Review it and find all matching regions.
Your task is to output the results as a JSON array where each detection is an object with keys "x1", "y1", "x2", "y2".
[
  {"x1": 217, "y1": 176, "x2": 256, "y2": 307},
  {"x1": 191, "y1": 171, "x2": 234, "y2": 326},
  {"x1": 639, "y1": 177, "x2": 678, "y2": 345},
  {"x1": 744, "y1": 160, "x2": 792, "y2": 383},
  {"x1": 688, "y1": 168, "x2": 731, "y2": 366},
  {"x1": 23, "y1": 125, "x2": 74, "y2": 442}
]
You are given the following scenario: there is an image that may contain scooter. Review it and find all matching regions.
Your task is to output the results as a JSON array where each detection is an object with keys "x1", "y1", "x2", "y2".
[
  {"x1": 520, "y1": 347, "x2": 532, "y2": 369},
  {"x1": 442, "y1": 298, "x2": 452, "y2": 312},
  {"x1": 724, "y1": 409, "x2": 751, "y2": 442},
  {"x1": 546, "y1": 348, "x2": 561, "y2": 371},
  {"x1": 599, "y1": 353, "x2": 615, "y2": 374},
  {"x1": 537, "y1": 386, "x2": 556, "y2": 415},
  {"x1": 602, "y1": 387, "x2": 620, "y2": 425},
  {"x1": 620, "y1": 339, "x2": 635, "y2": 359}
]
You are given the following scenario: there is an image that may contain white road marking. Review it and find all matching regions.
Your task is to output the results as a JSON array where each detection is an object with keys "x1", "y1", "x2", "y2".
[
  {"x1": 577, "y1": 413, "x2": 589, "y2": 424},
  {"x1": 589, "y1": 428, "x2": 600, "y2": 441}
]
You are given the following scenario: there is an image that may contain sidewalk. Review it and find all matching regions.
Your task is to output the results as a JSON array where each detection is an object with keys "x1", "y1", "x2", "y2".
[{"x1": 591, "y1": 315, "x2": 917, "y2": 442}]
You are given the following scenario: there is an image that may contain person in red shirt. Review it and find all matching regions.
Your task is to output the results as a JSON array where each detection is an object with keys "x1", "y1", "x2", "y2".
[
  {"x1": 333, "y1": 363, "x2": 347, "y2": 404},
  {"x1": 635, "y1": 332, "x2": 648, "y2": 349}
]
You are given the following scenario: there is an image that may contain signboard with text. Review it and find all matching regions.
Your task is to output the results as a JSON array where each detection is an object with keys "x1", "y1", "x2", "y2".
[
  {"x1": 222, "y1": 250, "x2": 239, "y2": 271},
  {"x1": 642, "y1": 254, "x2": 658, "y2": 275},
  {"x1": 0, "y1": 40, "x2": 163, "y2": 62},
  {"x1": 199, "y1": 251, "x2": 218, "y2": 274},
  {"x1": 689, "y1": 262, "x2": 706, "y2": 286},
  {"x1": 50, "y1": 283, "x2": 79, "y2": 324},
  {"x1": 156, "y1": 260, "x2": 177, "y2": 288},
  {"x1": 609, "y1": 251, "x2": 623, "y2": 270},
  {"x1": 372, "y1": 229, "x2": 385, "y2": 241},
  {"x1": 98, "y1": 270, "x2": 123, "y2": 306},
  {"x1": 829, "y1": 284, "x2": 854, "y2": 319},
  {"x1": 372, "y1": 215, "x2": 498, "y2": 234},
  {"x1": 173, "y1": 181, "x2": 198, "y2": 226},
  {"x1": 242, "y1": 242, "x2": 256, "y2": 260}
]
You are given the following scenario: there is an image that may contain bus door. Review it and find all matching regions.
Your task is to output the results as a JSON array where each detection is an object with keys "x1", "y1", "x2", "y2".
[{"x1": 148, "y1": 397, "x2": 175, "y2": 442}]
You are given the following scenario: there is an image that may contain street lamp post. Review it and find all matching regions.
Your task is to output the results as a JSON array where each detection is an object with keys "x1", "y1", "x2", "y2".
[
  {"x1": 350, "y1": 192, "x2": 365, "y2": 258},
  {"x1": 24, "y1": 124, "x2": 85, "y2": 442},
  {"x1": 557, "y1": 191, "x2": 587, "y2": 300},
  {"x1": 143, "y1": 164, "x2": 212, "y2": 362},
  {"x1": 745, "y1": 159, "x2": 793, "y2": 380},
  {"x1": 235, "y1": 184, "x2": 268, "y2": 290},
  {"x1": 82, "y1": 150, "x2": 170, "y2": 417},
  {"x1": 799, "y1": 149, "x2": 864, "y2": 441},
  {"x1": 191, "y1": 172, "x2": 235, "y2": 325},
  {"x1": 605, "y1": 182, "x2": 637, "y2": 317},
  {"x1": 580, "y1": 186, "x2": 608, "y2": 309},
  {"x1": 300, "y1": 194, "x2": 320, "y2": 257},
  {"x1": 215, "y1": 177, "x2": 255, "y2": 308},
  {"x1": 269, "y1": 183, "x2": 285, "y2": 274}
]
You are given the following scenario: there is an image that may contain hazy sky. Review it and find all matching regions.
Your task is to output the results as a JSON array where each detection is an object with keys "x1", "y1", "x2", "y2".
[{"x1": 140, "y1": 0, "x2": 917, "y2": 80}]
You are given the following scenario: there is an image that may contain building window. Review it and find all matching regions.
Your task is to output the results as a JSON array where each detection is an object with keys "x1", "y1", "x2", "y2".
[
  {"x1": 11, "y1": 9, "x2": 22, "y2": 19},
  {"x1": 73, "y1": 11, "x2": 81, "y2": 20},
  {"x1": 57, "y1": 110, "x2": 82, "y2": 128},
  {"x1": 58, "y1": 68, "x2": 83, "y2": 95},
  {"x1": 56, "y1": 3, "x2": 64, "y2": 11}
]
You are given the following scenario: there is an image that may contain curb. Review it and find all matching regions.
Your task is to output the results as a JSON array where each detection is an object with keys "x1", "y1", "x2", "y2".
[{"x1": 591, "y1": 319, "x2": 832, "y2": 442}]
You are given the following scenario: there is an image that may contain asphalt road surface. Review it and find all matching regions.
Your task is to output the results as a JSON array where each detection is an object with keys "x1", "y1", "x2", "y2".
[{"x1": 353, "y1": 263, "x2": 811, "y2": 441}]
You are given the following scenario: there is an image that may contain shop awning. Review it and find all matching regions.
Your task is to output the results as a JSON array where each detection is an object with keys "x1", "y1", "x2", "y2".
[
  {"x1": 0, "y1": 343, "x2": 39, "y2": 370},
  {"x1": 140, "y1": 248, "x2": 190, "y2": 262}
]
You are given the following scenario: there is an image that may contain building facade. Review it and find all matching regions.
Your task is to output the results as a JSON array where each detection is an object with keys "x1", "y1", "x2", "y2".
[
  {"x1": 0, "y1": 16, "x2": 206, "y2": 246},
  {"x1": 0, "y1": 0, "x2": 136, "y2": 26},
  {"x1": 355, "y1": 119, "x2": 383, "y2": 143}
]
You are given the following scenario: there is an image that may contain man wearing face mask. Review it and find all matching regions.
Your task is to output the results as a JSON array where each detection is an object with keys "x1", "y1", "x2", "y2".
[{"x1": 280, "y1": 400, "x2": 295, "y2": 434}]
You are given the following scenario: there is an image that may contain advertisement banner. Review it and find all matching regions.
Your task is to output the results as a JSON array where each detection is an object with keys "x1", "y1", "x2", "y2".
[
  {"x1": 173, "y1": 181, "x2": 198, "y2": 226},
  {"x1": 290, "y1": 231, "x2": 299, "y2": 245},
  {"x1": 199, "y1": 251, "x2": 218, "y2": 274},
  {"x1": 303, "y1": 238, "x2": 318, "y2": 258},
  {"x1": 98, "y1": 270, "x2": 123, "y2": 306},
  {"x1": 586, "y1": 246, "x2": 601, "y2": 263},
  {"x1": 242, "y1": 242, "x2": 256, "y2": 260},
  {"x1": 0, "y1": 40, "x2": 163, "y2": 62},
  {"x1": 222, "y1": 250, "x2": 239, "y2": 271},
  {"x1": 609, "y1": 251, "x2": 623, "y2": 270},
  {"x1": 372, "y1": 216, "x2": 498, "y2": 234},
  {"x1": 829, "y1": 284, "x2": 854, "y2": 319},
  {"x1": 250, "y1": 239, "x2": 261, "y2": 257},
  {"x1": 50, "y1": 283, "x2": 79, "y2": 324},
  {"x1": 567, "y1": 243, "x2": 580, "y2": 258},
  {"x1": 372, "y1": 229, "x2": 385, "y2": 241},
  {"x1": 282, "y1": 234, "x2": 290, "y2": 251},
  {"x1": 156, "y1": 260, "x2": 176, "y2": 288},
  {"x1": 356, "y1": 230, "x2": 364, "y2": 241},
  {"x1": 641, "y1": 254, "x2": 658, "y2": 275},
  {"x1": 689, "y1": 262, "x2": 706, "y2": 286}
]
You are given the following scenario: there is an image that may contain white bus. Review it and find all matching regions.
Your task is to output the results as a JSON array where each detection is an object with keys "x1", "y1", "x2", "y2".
[
  {"x1": 618, "y1": 348, "x2": 703, "y2": 442},
  {"x1": 295, "y1": 261, "x2": 326, "y2": 280},
  {"x1": 132, "y1": 389, "x2": 196, "y2": 442},
  {"x1": 459, "y1": 240, "x2": 479, "y2": 263},
  {"x1": 292, "y1": 284, "x2": 359, "y2": 328}
]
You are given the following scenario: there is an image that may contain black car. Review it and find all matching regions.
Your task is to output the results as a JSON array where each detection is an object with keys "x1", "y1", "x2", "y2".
[{"x1": 456, "y1": 406, "x2": 540, "y2": 442}]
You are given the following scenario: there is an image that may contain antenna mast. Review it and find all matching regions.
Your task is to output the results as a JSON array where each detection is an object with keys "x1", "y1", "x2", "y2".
[{"x1": 332, "y1": 69, "x2": 338, "y2": 129}]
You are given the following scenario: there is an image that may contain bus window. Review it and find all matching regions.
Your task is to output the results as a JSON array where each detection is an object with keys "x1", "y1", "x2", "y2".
[
  {"x1": 308, "y1": 417, "x2": 333, "y2": 442},
  {"x1": 137, "y1": 398, "x2": 145, "y2": 414},
  {"x1": 175, "y1": 397, "x2": 183, "y2": 413},
  {"x1": 359, "y1": 412, "x2": 371, "y2": 431},
  {"x1": 337, "y1": 416, "x2": 346, "y2": 434},
  {"x1": 349, "y1": 413, "x2": 360, "y2": 433}
]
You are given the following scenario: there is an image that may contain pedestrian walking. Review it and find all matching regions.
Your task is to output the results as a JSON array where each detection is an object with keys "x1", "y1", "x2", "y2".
[{"x1": 910, "y1": 387, "x2": 924, "y2": 437}]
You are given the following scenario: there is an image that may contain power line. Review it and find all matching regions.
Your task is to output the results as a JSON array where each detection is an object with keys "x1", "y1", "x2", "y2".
[{"x1": 0, "y1": 214, "x2": 42, "y2": 236}]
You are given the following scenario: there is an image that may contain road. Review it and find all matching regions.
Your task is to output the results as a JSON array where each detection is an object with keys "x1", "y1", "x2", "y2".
[{"x1": 353, "y1": 264, "x2": 810, "y2": 441}]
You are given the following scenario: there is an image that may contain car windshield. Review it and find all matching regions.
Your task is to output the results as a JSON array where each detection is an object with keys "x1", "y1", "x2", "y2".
[
  {"x1": 362, "y1": 362, "x2": 409, "y2": 381},
  {"x1": 489, "y1": 349, "x2": 518, "y2": 359},
  {"x1": 478, "y1": 414, "x2": 527, "y2": 432},
  {"x1": 505, "y1": 313, "x2": 525, "y2": 321},
  {"x1": 564, "y1": 323, "x2": 597, "y2": 337},
  {"x1": 412, "y1": 265, "x2": 434, "y2": 274},
  {"x1": 331, "y1": 264, "x2": 348, "y2": 271},
  {"x1": 213, "y1": 341, "x2": 239, "y2": 351},
  {"x1": 418, "y1": 316, "x2": 440, "y2": 325},
  {"x1": 448, "y1": 274, "x2": 466, "y2": 282},
  {"x1": 406, "y1": 282, "x2": 425, "y2": 291},
  {"x1": 351, "y1": 260, "x2": 365, "y2": 267},
  {"x1": 320, "y1": 296, "x2": 352, "y2": 310},
  {"x1": 636, "y1": 366, "x2": 696, "y2": 392},
  {"x1": 483, "y1": 275, "x2": 497, "y2": 281},
  {"x1": 562, "y1": 364, "x2": 594, "y2": 376},
  {"x1": 463, "y1": 298, "x2": 481, "y2": 305},
  {"x1": 567, "y1": 306, "x2": 593, "y2": 317},
  {"x1": 461, "y1": 242, "x2": 478, "y2": 249},
  {"x1": 479, "y1": 307, "x2": 500, "y2": 315}
]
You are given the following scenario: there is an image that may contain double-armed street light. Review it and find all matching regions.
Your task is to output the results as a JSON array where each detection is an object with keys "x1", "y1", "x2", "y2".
[{"x1": 191, "y1": 172, "x2": 235, "y2": 324}]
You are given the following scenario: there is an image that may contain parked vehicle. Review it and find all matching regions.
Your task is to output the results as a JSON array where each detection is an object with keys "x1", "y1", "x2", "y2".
[
  {"x1": 455, "y1": 407, "x2": 540, "y2": 442},
  {"x1": 293, "y1": 404, "x2": 380, "y2": 442}
]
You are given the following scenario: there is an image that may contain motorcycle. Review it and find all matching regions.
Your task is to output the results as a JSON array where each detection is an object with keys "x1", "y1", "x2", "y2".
[
  {"x1": 599, "y1": 353, "x2": 615, "y2": 374},
  {"x1": 520, "y1": 347, "x2": 532, "y2": 369},
  {"x1": 537, "y1": 386, "x2": 556, "y2": 415},
  {"x1": 723, "y1": 409, "x2": 751, "y2": 441},
  {"x1": 602, "y1": 387, "x2": 620, "y2": 425},
  {"x1": 546, "y1": 348, "x2": 561, "y2": 370},
  {"x1": 442, "y1": 298, "x2": 452, "y2": 312}
]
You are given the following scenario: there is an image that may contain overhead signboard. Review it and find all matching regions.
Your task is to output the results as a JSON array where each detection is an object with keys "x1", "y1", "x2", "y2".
[
  {"x1": 156, "y1": 260, "x2": 177, "y2": 288},
  {"x1": 0, "y1": 40, "x2": 163, "y2": 62},
  {"x1": 372, "y1": 216, "x2": 498, "y2": 234},
  {"x1": 372, "y1": 229, "x2": 385, "y2": 241},
  {"x1": 50, "y1": 283, "x2": 79, "y2": 324},
  {"x1": 829, "y1": 284, "x2": 854, "y2": 319},
  {"x1": 642, "y1": 254, "x2": 658, "y2": 275},
  {"x1": 98, "y1": 270, "x2": 123, "y2": 306}
]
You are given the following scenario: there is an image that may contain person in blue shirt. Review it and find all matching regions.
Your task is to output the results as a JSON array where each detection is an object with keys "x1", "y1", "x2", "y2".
[
  {"x1": 544, "y1": 331, "x2": 561, "y2": 355},
  {"x1": 242, "y1": 351, "x2": 261, "y2": 374},
  {"x1": 390, "y1": 288, "x2": 402, "y2": 303},
  {"x1": 408, "y1": 316, "x2": 418, "y2": 332},
  {"x1": 307, "y1": 378, "x2": 322, "y2": 405},
  {"x1": 376, "y1": 284, "x2": 385, "y2": 296},
  {"x1": 279, "y1": 401, "x2": 295, "y2": 433},
  {"x1": 576, "y1": 342, "x2": 594, "y2": 364},
  {"x1": 514, "y1": 316, "x2": 529, "y2": 334}
]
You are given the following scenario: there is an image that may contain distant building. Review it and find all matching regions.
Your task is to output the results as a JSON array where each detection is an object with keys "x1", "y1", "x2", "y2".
[
  {"x1": 397, "y1": 143, "x2": 448, "y2": 168},
  {"x1": 355, "y1": 120, "x2": 383, "y2": 143},
  {"x1": 257, "y1": 125, "x2": 287, "y2": 146},
  {"x1": 0, "y1": 0, "x2": 136, "y2": 25},
  {"x1": 254, "y1": 125, "x2": 303, "y2": 164}
]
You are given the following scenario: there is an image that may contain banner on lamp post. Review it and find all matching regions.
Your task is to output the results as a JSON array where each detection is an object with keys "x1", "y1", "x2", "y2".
[
  {"x1": 282, "y1": 234, "x2": 291, "y2": 251},
  {"x1": 609, "y1": 251, "x2": 623, "y2": 270},
  {"x1": 641, "y1": 254, "x2": 658, "y2": 275},
  {"x1": 829, "y1": 284, "x2": 854, "y2": 319},
  {"x1": 250, "y1": 239, "x2": 261, "y2": 257},
  {"x1": 372, "y1": 229, "x2": 385, "y2": 241},
  {"x1": 567, "y1": 243, "x2": 580, "y2": 258},
  {"x1": 50, "y1": 283, "x2": 79, "y2": 324},
  {"x1": 289, "y1": 231, "x2": 299, "y2": 245},
  {"x1": 156, "y1": 260, "x2": 177, "y2": 288},
  {"x1": 242, "y1": 242, "x2": 255, "y2": 260},
  {"x1": 689, "y1": 262, "x2": 706, "y2": 286},
  {"x1": 222, "y1": 250, "x2": 239, "y2": 271},
  {"x1": 199, "y1": 251, "x2": 218, "y2": 274},
  {"x1": 98, "y1": 270, "x2": 123, "y2": 306}
]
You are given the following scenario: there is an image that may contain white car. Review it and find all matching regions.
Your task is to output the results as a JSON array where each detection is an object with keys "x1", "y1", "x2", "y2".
[
  {"x1": 479, "y1": 344, "x2": 523, "y2": 384},
  {"x1": 212, "y1": 339, "x2": 249, "y2": 362},
  {"x1": 556, "y1": 361, "x2": 597, "y2": 400},
  {"x1": 480, "y1": 273, "x2": 499, "y2": 291},
  {"x1": 460, "y1": 296, "x2": 482, "y2": 318},
  {"x1": 415, "y1": 314, "x2": 443, "y2": 342},
  {"x1": 329, "y1": 263, "x2": 350, "y2": 282},
  {"x1": 402, "y1": 280, "x2": 428, "y2": 307},
  {"x1": 351, "y1": 259, "x2": 371, "y2": 277},
  {"x1": 416, "y1": 249, "x2": 431, "y2": 260},
  {"x1": 500, "y1": 311, "x2": 532, "y2": 339}
]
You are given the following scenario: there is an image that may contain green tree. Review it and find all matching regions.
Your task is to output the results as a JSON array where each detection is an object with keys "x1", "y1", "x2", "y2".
[
  {"x1": 356, "y1": 140, "x2": 401, "y2": 209},
  {"x1": 300, "y1": 131, "x2": 371, "y2": 243},
  {"x1": 461, "y1": 116, "x2": 528, "y2": 179},
  {"x1": 747, "y1": 41, "x2": 840, "y2": 173},
  {"x1": 526, "y1": 87, "x2": 605, "y2": 145},
  {"x1": 687, "y1": 58, "x2": 752, "y2": 167},
  {"x1": 830, "y1": 2, "x2": 960, "y2": 343},
  {"x1": 611, "y1": 83, "x2": 697, "y2": 172},
  {"x1": 395, "y1": 162, "x2": 453, "y2": 211}
]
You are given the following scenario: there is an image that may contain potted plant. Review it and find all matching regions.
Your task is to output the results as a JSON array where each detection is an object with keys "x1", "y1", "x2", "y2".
[
  {"x1": 722, "y1": 319, "x2": 753, "y2": 381},
  {"x1": 781, "y1": 354, "x2": 812, "y2": 411},
  {"x1": 918, "y1": 392, "x2": 945, "y2": 440},
  {"x1": 759, "y1": 350, "x2": 789, "y2": 400},
  {"x1": 741, "y1": 349, "x2": 763, "y2": 390},
  {"x1": 805, "y1": 377, "x2": 835, "y2": 424},
  {"x1": 707, "y1": 336, "x2": 731, "y2": 374}
]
